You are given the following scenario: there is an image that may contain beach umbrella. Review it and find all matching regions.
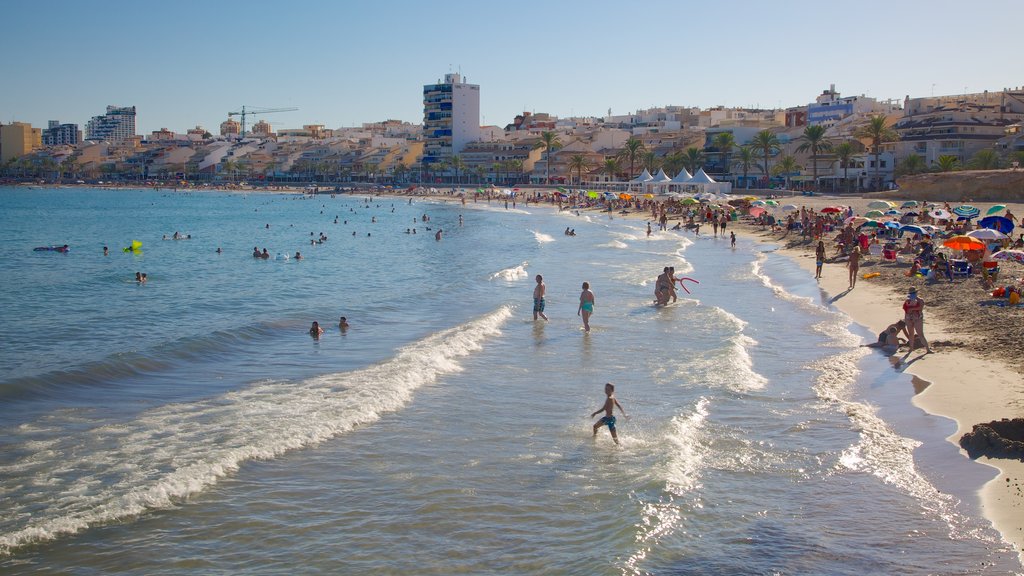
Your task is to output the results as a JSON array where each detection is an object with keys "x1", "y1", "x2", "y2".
[
  {"x1": 900, "y1": 201, "x2": 919, "y2": 209},
  {"x1": 967, "y1": 228, "x2": 1008, "y2": 241},
  {"x1": 858, "y1": 220, "x2": 882, "y2": 229},
  {"x1": 884, "y1": 209, "x2": 901, "y2": 216},
  {"x1": 943, "y1": 235, "x2": 986, "y2": 251},
  {"x1": 749, "y1": 206, "x2": 767, "y2": 217},
  {"x1": 952, "y1": 205, "x2": 980, "y2": 219},
  {"x1": 929, "y1": 209, "x2": 952, "y2": 220},
  {"x1": 867, "y1": 200, "x2": 894, "y2": 210},
  {"x1": 821, "y1": 206, "x2": 843, "y2": 213},
  {"x1": 992, "y1": 249, "x2": 1024, "y2": 264},
  {"x1": 899, "y1": 224, "x2": 927, "y2": 236},
  {"x1": 903, "y1": 211, "x2": 920, "y2": 217},
  {"x1": 750, "y1": 200, "x2": 766, "y2": 206},
  {"x1": 619, "y1": 193, "x2": 632, "y2": 200},
  {"x1": 681, "y1": 197, "x2": 698, "y2": 205},
  {"x1": 884, "y1": 221, "x2": 901, "y2": 229},
  {"x1": 587, "y1": 191, "x2": 599, "y2": 199},
  {"x1": 743, "y1": 196, "x2": 758, "y2": 202},
  {"x1": 845, "y1": 216, "x2": 870, "y2": 227},
  {"x1": 864, "y1": 209, "x2": 885, "y2": 218},
  {"x1": 986, "y1": 205, "x2": 1007, "y2": 215},
  {"x1": 978, "y1": 215, "x2": 1015, "y2": 233},
  {"x1": 765, "y1": 200, "x2": 779, "y2": 206},
  {"x1": 781, "y1": 204, "x2": 798, "y2": 212}
]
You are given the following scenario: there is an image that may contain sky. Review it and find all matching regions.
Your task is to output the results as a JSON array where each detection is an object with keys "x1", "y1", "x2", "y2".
[{"x1": 2, "y1": 0, "x2": 1023, "y2": 135}]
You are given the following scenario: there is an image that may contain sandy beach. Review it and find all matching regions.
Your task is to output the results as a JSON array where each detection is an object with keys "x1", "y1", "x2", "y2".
[{"x1": 721, "y1": 193, "x2": 1024, "y2": 555}]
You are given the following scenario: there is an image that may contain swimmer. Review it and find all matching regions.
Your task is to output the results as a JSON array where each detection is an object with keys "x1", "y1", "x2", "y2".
[
  {"x1": 135, "y1": 271, "x2": 143, "y2": 283},
  {"x1": 309, "y1": 321, "x2": 324, "y2": 338},
  {"x1": 339, "y1": 316, "x2": 349, "y2": 330},
  {"x1": 253, "y1": 246, "x2": 261, "y2": 258},
  {"x1": 591, "y1": 382, "x2": 627, "y2": 445},
  {"x1": 294, "y1": 251, "x2": 303, "y2": 260},
  {"x1": 435, "y1": 229, "x2": 442, "y2": 241},
  {"x1": 261, "y1": 248, "x2": 270, "y2": 259},
  {"x1": 730, "y1": 231, "x2": 736, "y2": 248},
  {"x1": 103, "y1": 246, "x2": 109, "y2": 256},
  {"x1": 216, "y1": 247, "x2": 222, "y2": 254},
  {"x1": 577, "y1": 281, "x2": 595, "y2": 332},
  {"x1": 533, "y1": 274, "x2": 548, "y2": 321}
]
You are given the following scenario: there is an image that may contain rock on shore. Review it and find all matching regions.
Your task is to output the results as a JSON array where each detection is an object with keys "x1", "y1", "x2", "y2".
[{"x1": 960, "y1": 418, "x2": 1024, "y2": 460}]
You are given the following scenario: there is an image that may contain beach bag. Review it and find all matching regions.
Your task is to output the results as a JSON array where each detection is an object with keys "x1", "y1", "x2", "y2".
[{"x1": 1011, "y1": 292, "x2": 1021, "y2": 305}]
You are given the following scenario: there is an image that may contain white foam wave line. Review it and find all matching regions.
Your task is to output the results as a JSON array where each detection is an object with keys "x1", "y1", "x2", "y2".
[
  {"x1": 622, "y1": 398, "x2": 710, "y2": 575},
  {"x1": 0, "y1": 306, "x2": 513, "y2": 556},
  {"x1": 811, "y1": 347, "x2": 985, "y2": 542},
  {"x1": 489, "y1": 261, "x2": 529, "y2": 281},
  {"x1": 598, "y1": 240, "x2": 629, "y2": 249},
  {"x1": 750, "y1": 253, "x2": 839, "y2": 319},
  {"x1": 530, "y1": 230, "x2": 555, "y2": 244}
]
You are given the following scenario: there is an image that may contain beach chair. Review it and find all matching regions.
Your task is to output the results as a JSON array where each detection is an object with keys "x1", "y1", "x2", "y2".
[
  {"x1": 868, "y1": 244, "x2": 883, "y2": 260},
  {"x1": 950, "y1": 259, "x2": 972, "y2": 279}
]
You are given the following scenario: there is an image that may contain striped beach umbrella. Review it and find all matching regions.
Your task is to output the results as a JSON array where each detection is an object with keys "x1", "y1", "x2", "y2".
[{"x1": 952, "y1": 205, "x2": 980, "y2": 219}]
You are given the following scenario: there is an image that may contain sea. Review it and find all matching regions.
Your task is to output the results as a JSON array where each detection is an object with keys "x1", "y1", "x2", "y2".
[{"x1": 0, "y1": 186, "x2": 1020, "y2": 575}]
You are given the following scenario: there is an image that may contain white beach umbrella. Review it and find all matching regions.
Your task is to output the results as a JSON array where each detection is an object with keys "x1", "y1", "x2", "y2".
[{"x1": 966, "y1": 229, "x2": 1008, "y2": 241}]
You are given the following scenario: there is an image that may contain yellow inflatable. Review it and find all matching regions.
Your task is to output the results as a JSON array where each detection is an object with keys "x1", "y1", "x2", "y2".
[
  {"x1": 861, "y1": 272, "x2": 881, "y2": 279},
  {"x1": 123, "y1": 240, "x2": 143, "y2": 253}
]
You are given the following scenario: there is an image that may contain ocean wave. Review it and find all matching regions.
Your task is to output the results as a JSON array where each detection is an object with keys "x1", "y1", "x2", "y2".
[
  {"x1": 530, "y1": 230, "x2": 555, "y2": 244},
  {"x1": 0, "y1": 306, "x2": 512, "y2": 555},
  {"x1": 489, "y1": 261, "x2": 529, "y2": 281}
]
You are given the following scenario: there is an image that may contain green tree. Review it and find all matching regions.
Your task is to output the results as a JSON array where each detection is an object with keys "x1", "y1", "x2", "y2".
[
  {"x1": 895, "y1": 153, "x2": 927, "y2": 177},
  {"x1": 751, "y1": 130, "x2": 781, "y2": 185},
  {"x1": 617, "y1": 137, "x2": 646, "y2": 179},
  {"x1": 772, "y1": 154, "x2": 801, "y2": 189},
  {"x1": 662, "y1": 150, "x2": 684, "y2": 177},
  {"x1": 794, "y1": 125, "x2": 832, "y2": 190},
  {"x1": 732, "y1": 145, "x2": 757, "y2": 189},
  {"x1": 832, "y1": 141, "x2": 858, "y2": 192},
  {"x1": 568, "y1": 154, "x2": 591, "y2": 186},
  {"x1": 222, "y1": 159, "x2": 238, "y2": 182},
  {"x1": 641, "y1": 150, "x2": 660, "y2": 172},
  {"x1": 450, "y1": 154, "x2": 466, "y2": 185},
  {"x1": 509, "y1": 159, "x2": 524, "y2": 185},
  {"x1": 854, "y1": 114, "x2": 898, "y2": 190},
  {"x1": 967, "y1": 148, "x2": 1001, "y2": 170},
  {"x1": 935, "y1": 155, "x2": 959, "y2": 172},
  {"x1": 533, "y1": 131, "x2": 563, "y2": 184},
  {"x1": 712, "y1": 132, "x2": 736, "y2": 179},
  {"x1": 1012, "y1": 150, "x2": 1024, "y2": 168},
  {"x1": 602, "y1": 157, "x2": 621, "y2": 184},
  {"x1": 682, "y1": 147, "x2": 705, "y2": 174}
]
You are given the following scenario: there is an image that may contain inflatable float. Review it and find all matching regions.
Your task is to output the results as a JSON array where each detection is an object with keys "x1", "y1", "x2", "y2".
[
  {"x1": 675, "y1": 277, "x2": 700, "y2": 294},
  {"x1": 34, "y1": 245, "x2": 70, "y2": 252},
  {"x1": 861, "y1": 272, "x2": 881, "y2": 279}
]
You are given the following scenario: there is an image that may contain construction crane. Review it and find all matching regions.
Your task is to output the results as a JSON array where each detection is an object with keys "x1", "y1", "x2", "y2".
[{"x1": 228, "y1": 106, "x2": 298, "y2": 137}]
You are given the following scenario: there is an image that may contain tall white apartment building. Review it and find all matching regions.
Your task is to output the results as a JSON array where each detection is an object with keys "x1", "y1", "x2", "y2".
[
  {"x1": 86, "y1": 105, "x2": 136, "y2": 142},
  {"x1": 422, "y1": 73, "x2": 481, "y2": 168}
]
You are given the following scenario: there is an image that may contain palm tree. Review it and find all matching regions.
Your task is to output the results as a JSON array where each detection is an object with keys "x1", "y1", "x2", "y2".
[
  {"x1": 449, "y1": 154, "x2": 466, "y2": 185},
  {"x1": 854, "y1": 114, "x2": 898, "y2": 190},
  {"x1": 772, "y1": 155, "x2": 801, "y2": 190},
  {"x1": 968, "y1": 148, "x2": 1001, "y2": 170},
  {"x1": 895, "y1": 154, "x2": 926, "y2": 177},
  {"x1": 533, "y1": 131, "x2": 563, "y2": 184},
  {"x1": 732, "y1": 145, "x2": 757, "y2": 189},
  {"x1": 935, "y1": 155, "x2": 959, "y2": 172},
  {"x1": 794, "y1": 125, "x2": 832, "y2": 190},
  {"x1": 682, "y1": 147, "x2": 705, "y2": 174},
  {"x1": 641, "y1": 150, "x2": 660, "y2": 172},
  {"x1": 712, "y1": 132, "x2": 736, "y2": 179},
  {"x1": 491, "y1": 162, "x2": 501, "y2": 185},
  {"x1": 662, "y1": 150, "x2": 685, "y2": 177},
  {"x1": 509, "y1": 159, "x2": 524, "y2": 185},
  {"x1": 751, "y1": 130, "x2": 781, "y2": 186},
  {"x1": 222, "y1": 159, "x2": 239, "y2": 182},
  {"x1": 568, "y1": 154, "x2": 591, "y2": 186},
  {"x1": 832, "y1": 141, "x2": 858, "y2": 192},
  {"x1": 602, "y1": 157, "x2": 621, "y2": 185},
  {"x1": 617, "y1": 137, "x2": 646, "y2": 179}
]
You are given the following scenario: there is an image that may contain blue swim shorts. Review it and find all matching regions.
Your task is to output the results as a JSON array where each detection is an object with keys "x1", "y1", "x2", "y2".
[
  {"x1": 534, "y1": 297, "x2": 545, "y2": 312},
  {"x1": 599, "y1": 415, "x2": 616, "y2": 431}
]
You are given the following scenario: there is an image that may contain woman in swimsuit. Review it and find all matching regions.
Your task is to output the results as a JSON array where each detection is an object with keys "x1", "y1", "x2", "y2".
[
  {"x1": 902, "y1": 287, "x2": 932, "y2": 354},
  {"x1": 578, "y1": 282, "x2": 595, "y2": 333}
]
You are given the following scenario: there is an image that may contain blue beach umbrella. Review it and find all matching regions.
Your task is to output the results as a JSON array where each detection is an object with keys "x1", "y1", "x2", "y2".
[
  {"x1": 978, "y1": 215, "x2": 1015, "y2": 233},
  {"x1": 883, "y1": 221, "x2": 901, "y2": 229},
  {"x1": 899, "y1": 224, "x2": 927, "y2": 236},
  {"x1": 884, "y1": 209, "x2": 901, "y2": 216},
  {"x1": 952, "y1": 205, "x2": 980, "y2": 219}
]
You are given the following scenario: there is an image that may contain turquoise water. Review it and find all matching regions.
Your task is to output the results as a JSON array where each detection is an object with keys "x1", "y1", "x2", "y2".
[{"x1": 0, "y1": 187, "x2": 1019, "y2": 574}]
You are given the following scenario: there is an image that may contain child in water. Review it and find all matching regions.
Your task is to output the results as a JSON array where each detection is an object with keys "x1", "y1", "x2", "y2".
[{"x1": 591, "y1": 382, "x2": 627, "y2": 445}]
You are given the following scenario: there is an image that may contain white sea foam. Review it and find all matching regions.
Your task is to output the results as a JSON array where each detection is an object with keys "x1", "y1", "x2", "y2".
[
  {"x1": 489, "y1": 261, "x2": 529, "y2": 281},
  {"x1": 530, "y1": 230, "x2": 555, "y2": 244},
  {"x1": 0, "y1": 306, "x2": 512, "y2": 555},
  {"x1": 598, "y1": 239, "x2": 629, "y2": 249}
]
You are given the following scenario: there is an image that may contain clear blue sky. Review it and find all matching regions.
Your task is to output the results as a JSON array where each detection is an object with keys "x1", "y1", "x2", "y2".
[{"x1": 3, "y1": 0, "x2": 1022, "y2": 135}]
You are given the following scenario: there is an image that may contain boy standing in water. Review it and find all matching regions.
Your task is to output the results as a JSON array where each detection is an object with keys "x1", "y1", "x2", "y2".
[
  {"x1": 533, "y1": 274, "x2": 548, "y2": 321},
  {"x1": 592, "y1": 382, "x2": 627, "y2": 445}
]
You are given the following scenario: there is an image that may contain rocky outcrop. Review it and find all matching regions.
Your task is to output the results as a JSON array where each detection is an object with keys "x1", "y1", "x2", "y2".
[
  {"x1": 960, "y1": 418, "x2": 1024, "y2": 460},
  {"x1": 868, "y1": 169, "x2": 1024, "y2": 203}
]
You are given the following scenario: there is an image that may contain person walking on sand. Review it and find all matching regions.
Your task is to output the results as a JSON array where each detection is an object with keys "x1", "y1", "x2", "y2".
[
  {"x1": 815, "y1": 240, "x2": 826, "y2": 279},
  {"x1": 902, "y1": 286, "x2": 932, "y2": 354},
  {"x1": 591, "y1": 382, "x2": 627, "y2": 445},
  {"x1": 847, "y1": 245, "x2": 860, "y2": 289},
  {"x1": 533, "y1": 274, "x2": 548, "y2": 321},
  {"x1": 578, "y1": 281, "x2": 595, "y2": 332}
]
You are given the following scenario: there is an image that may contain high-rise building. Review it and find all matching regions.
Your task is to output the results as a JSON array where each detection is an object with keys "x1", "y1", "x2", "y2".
[
  {"x1": 220, "y1": 118, "x2": 241, "y2": 137},
  {"x1": 1, "y1": 122, "x2": 43, "y2": 162},
  {"x1": 42, "y1": 120, "x2": 81, "y2": 146},
  {"x1": 86, "y1": 106, "x2": 136, "y2": 141},
  {"x1": 422, "y1": 73, "x2": 481, "y2": 167}
]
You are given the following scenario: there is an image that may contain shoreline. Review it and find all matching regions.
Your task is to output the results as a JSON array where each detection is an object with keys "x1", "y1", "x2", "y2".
[{"x1": 722, "y1": 204, "x2": 1024, "y2": 558}]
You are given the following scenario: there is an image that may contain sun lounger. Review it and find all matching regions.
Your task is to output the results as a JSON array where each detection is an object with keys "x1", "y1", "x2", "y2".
[{"x1": 950, "y1": 259, "x2": 972, "y2": 279}]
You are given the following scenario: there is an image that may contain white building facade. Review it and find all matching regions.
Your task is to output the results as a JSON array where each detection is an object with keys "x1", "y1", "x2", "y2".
[
  {"x1": 85, "y1": 105, "x2": 136, "y2": 142},
  {"x1": 422, "y1": 73, "x2": 481, "y2": 168}
]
